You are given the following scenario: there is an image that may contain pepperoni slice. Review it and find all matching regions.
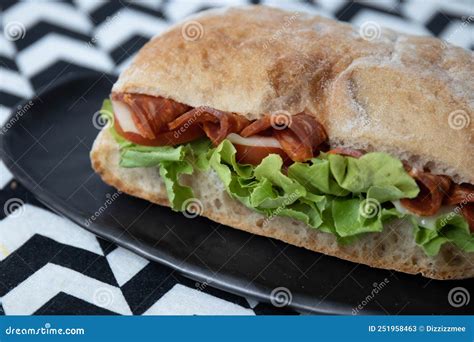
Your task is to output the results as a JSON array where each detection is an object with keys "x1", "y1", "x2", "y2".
[
  {"x1": 276, "y1": 115, "x2": 327, "y2": 162},
  {"x1": 241, "y1": 113, "x2": 327, "y2": 162},
  {"x1": 240, "y1": 116, "x2": 272, "y2": 137},
  {"x1": 443, "y1": 183, "x2": 474, "y2": 232},
  {"x1": 168, "y1": 107, "x2": 250, "y2": 145},
  {"x1": 234, "y1": 144, "x2": 289, "y2": 165},
  {"x1": 112, "y1": 93, "x2": 191, "y2": 139},
  {"x1": 114, "y1": 118, "x2": 204, "y2": 146},
  {"x1": 461, "y1": 203, "x2": 474, "y2": 232},
  {"x1": 444, "y1": 183, "x2": 474, "y2": 206},
  {"x1": 400, "y1": 170, "x2": 451, "y2": 216}
]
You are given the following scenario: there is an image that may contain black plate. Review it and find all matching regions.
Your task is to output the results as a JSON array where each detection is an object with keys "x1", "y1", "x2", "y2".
[{"x1": 1, "y1": 73, "x2": 473, "y2": 314}]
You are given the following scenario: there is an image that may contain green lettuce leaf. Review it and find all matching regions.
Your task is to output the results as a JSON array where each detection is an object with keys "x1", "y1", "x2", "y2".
[
  {"x1": 120, "y1": 145, "x2": 186, "y2": 167},
  {"x1": 252, "y1": 154, "x2": 306, "y2": 209},
  {"x1": 288, "y1": 152, "x2": 419, "y2": 201},
  {"x1": 413, "y1": 213, "x2": 474, "y2": 256},
  {"x1": 288, "y1": 158, "x2": 349, "y2": 196},
  {"x1": 101, "y1": 99, "x2": 209, "y2": 210},
  {"x1": 100, "y1": 100, "x2": 133, "y2": 149},
  {"x1": 208, "y1": 140, "x2": 406, "y2": 239},
  {"x1": 209, "y1": 140, "x2": 254, "y2": 207},
  {"x1": 159, "y1": 160, "x2": 194, "y2": 211},
  {"x1": 118, "y1": 139, "x2": 208, "y2": 210}
]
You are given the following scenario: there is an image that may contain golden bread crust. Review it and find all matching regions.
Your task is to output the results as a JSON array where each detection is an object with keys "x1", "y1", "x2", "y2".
[{"x1": 113, "y1": 6, "x2": 473, "y2": 184}]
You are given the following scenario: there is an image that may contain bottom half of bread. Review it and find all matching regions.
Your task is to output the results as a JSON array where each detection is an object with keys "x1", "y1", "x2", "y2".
[{"x1": 90, "y1": 128, "x2": 474, "y2": 280}]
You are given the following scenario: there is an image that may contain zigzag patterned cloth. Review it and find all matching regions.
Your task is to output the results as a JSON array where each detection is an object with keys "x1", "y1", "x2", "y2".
[{"x1": 0, "y1": 0, "x2": 472, "y2": 315}]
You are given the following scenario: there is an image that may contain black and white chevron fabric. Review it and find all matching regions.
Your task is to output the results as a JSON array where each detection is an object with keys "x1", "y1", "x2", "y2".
[{"x1": 0, "y1": 0, "x2": 472, "y2": 315}]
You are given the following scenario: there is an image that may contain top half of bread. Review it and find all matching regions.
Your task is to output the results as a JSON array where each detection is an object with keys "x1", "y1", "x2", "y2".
[{"x1": 112, "y1": 5, "x2": 473, "y2": 184}]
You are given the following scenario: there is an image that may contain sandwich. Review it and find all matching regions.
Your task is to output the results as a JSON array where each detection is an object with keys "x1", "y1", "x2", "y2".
[{"x1": 91, "y1": 6, "x2": 474, "y2": 280}]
